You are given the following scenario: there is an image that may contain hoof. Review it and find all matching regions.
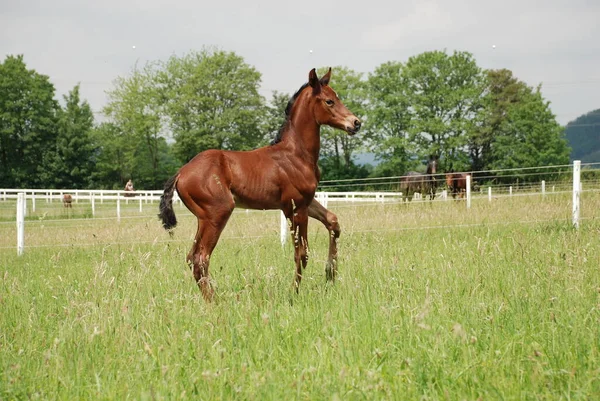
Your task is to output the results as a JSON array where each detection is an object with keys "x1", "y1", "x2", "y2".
[{"x1": 325, "y1": 261, "x2": 336, "y2": 282}]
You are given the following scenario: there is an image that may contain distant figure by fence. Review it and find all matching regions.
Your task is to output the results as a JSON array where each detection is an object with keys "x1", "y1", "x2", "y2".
[
  {"x1": 63, "y1": 194, "x2": 72, "y2": 208},
  {"x1": 124, "y1": 179, "x2": 136, "y2": 197}
]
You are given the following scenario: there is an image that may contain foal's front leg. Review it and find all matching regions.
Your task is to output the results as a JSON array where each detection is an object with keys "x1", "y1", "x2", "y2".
[
  {"x1": 308, "y1": 199, "x2": 340, "y2": 281},
  {"x1": 290, "y1": 207, "x2": 309, "y2": 292}
]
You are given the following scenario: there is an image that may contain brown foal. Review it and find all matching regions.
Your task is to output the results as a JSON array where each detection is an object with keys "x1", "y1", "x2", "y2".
[{"x1": 159, "y1": 68, "x2": 361, "y2": 300}]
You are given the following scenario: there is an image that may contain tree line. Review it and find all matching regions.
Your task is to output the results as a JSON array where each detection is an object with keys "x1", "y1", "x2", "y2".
[{"x1": 0, "y1": 49, "x2": 571, "y2": 190}]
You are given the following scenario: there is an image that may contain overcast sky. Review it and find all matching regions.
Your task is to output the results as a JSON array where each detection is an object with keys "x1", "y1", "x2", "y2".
[{"x1": 2, "y1": 0, "x2": 599, "y2": 125}]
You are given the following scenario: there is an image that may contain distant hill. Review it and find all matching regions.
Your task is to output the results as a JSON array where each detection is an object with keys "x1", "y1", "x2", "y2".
[{"x1": 565, "y1": 109, "x2": 600, "y2": 162}]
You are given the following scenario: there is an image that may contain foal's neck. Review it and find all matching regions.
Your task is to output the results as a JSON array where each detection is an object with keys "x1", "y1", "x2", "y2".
[{"x1": 286, "y1": 97, "x2": 321, "y2": 163}]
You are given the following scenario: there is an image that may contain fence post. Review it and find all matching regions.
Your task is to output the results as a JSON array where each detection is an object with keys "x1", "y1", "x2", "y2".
[
  {"x1": 280, "y1": 211, "x2": 288, "y2": 246},
  {"x1": 572, "y1": 160, "x2": 581, "y2": 229},
  {"x1": 139, "y1": 197, "x2": 143, "y2": 213},
  {"x1": 541, "y1": 180, "x2": 546, "y2": 197},
  {"x1": 488, "y1": 187, "x2": 492, "y2": 202},
  {"x1": 31, "y1": 192, "x2": 36, "y2": 212},
  {"x1": 16, "y1": 193, "x2": 25, "y2": 256},
  {"x1": 91, "y1": 193, "x2": 95, "y2": 217},
  {"x1": 509, "y1": 186, "x2": 512, "y2": 196},
  {"x1": 117, "y1": 194, "x2": 121, "y2": 222},
  {"x1": 317, "y1": 192, "x2": 328, "y2": 209},
  {"x1": 466, "y1": 175, "x2": 471, "y2": 209}
]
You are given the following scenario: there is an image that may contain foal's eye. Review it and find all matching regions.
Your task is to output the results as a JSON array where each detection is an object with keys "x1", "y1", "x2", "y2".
[{"x1": 325, "y1": 99, "x2": 334, "y2": 106}]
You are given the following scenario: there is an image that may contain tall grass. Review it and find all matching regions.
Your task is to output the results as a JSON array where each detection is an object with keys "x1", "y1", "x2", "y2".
[{"x1": 1, "y1": 193, "x2": 599, "y2": 400}]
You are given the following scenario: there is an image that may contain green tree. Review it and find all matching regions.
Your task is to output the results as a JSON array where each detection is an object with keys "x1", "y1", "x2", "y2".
[
  {"x1": 469, "y1": 69, "x2": 570, "y2": 180},
  {"x1": 489, "y1": 87, "x2": 570, "y2": 181},
  {"x1": 0, "y1": 55, "x2": 58, "y2": 188},
  {"x1": 367, "y1": 52, "x2": 485, "y2": 175},
  {"x1": 89, "y1": 122, "x2": 130, "y2": 189},
  {"x1": 366, "y1": 61, "x2": 413, "y2": 176},
  {"x1": 402, "y1": 50, "x2": 484, "y2": 170},
  {"x1": 158, "y1": 49, "x2": 266, "y2": 163},
  {"x1": 41, "y1": 84, "x2": 96, "y2": 188},
  {"x1": 104, "y1": 65, "x2": 171, "y2": 189},
  {"x1": 469, "y1": 69, "x2": 529, "y2": 172}
]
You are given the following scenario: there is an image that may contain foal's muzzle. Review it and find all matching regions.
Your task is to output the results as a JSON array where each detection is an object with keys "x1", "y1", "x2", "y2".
[{"x1": 346, "y1": 118, "x2": 361, "y2": 135}]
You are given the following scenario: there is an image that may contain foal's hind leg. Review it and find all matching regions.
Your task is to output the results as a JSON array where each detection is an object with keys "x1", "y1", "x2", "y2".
[
  {"x1": 308, "y1": 199, "x2": 340, "y2": 282},
  {"x1": 187, "y1": 211, "x2": 232, "y2": 301},
  {"x1": 182, "y1": 198, "x2": 233, "y2": 301}
]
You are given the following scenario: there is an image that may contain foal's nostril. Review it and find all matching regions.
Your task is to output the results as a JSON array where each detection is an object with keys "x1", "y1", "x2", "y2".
[{"x1": 354, "y1": 119, "x2": 361, "y2": 129}]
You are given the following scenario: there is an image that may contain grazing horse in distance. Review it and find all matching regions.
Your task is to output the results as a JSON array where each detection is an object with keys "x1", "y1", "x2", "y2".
[
  {"x1": 445, "y1": 172, "x2": 471, "y2": 199},
  {"x1": 399, "y1": 156, "x2": 438, "y2": 202},
  {"x1": 158, "y1": 68, "x2": 362, "y2": 301},
  {"x1": 63, "y1": 194, "x2": 73, "y2": 208}
]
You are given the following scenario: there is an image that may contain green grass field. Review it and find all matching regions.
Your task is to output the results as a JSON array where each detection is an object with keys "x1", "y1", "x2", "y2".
[{"x1": 1, "y1": 193, "x2": 600, "y2": 400}]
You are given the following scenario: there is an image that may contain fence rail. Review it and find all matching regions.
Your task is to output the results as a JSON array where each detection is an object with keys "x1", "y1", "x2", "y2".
[{"x1": 2, "y1": 161, "x2": 587, "y2": 254}]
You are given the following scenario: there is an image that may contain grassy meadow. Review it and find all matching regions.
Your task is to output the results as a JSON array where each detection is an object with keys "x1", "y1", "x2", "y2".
[{"x1": 1, "y1": 191, "x2": 600, "y2": 400}]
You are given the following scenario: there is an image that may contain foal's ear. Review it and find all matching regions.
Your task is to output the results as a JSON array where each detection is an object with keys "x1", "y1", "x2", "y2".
[
  {"x1": 320, "y1": 68, "x2": 332, "y2": 86},
  {"x1": 308, "y1": 68, "x2": 321, "y2": 95}
]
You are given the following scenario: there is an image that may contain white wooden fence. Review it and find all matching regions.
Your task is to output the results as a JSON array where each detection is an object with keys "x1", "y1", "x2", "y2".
[{"x1": 4, "y1": 161, "x2": 585, "y2": 254}]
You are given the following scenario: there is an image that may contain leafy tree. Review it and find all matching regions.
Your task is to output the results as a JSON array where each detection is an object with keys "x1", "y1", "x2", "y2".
[
  {"x1": 0, "y1": 55, "x2": 58, "y2": 188},
  {"x1": 158, "y1": 49, "x2": 266, "y2": 163},
  {"x1": 104, "y1": 66, "x2": 171, "y2": 189},
  {"x1": 366, "y1": 61, "x2": 413, "y2": 176},
  {"x1": 469, "y1": 69, "x2": 530, "y2": 172},
  {"x1": 402, "y1": 50, "x2": 484, "y2": 170},
  {"x1": 367, "y1": 52, "x2": 484, "y2": 174},
  {"x1": 89, "y1": 122, "x2": 130, "y2": 189},
  {"x1": 489, "y1": 86, "x2": 571, "y2": 181},
  {"x1": 41, "y1": 84, "x2": 96, "y2": 188}
]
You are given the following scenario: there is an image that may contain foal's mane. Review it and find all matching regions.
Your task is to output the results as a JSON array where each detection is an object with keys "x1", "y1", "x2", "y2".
[{"x1": 270, "y1": 82, "x2": 310, "y2": 145}]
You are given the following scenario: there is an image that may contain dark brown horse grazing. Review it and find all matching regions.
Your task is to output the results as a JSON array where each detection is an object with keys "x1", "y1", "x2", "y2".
[
  {"x1": 158, "y1": 68, "x2": 361, "y2": 301},
  {"x1": 63, "y1": 194, "x2": 72, "y2": 208},
  {"x1": 399, "y1": 156, "x2": 438, "y2": 202},
  {"x1": 445, "y1": 172, "x2": 470, "y2": 199}
]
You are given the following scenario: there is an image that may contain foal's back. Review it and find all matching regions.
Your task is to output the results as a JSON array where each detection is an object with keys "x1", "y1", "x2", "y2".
[{"x1": 177, "y1": 143, "x2": 319, "y2": 212}]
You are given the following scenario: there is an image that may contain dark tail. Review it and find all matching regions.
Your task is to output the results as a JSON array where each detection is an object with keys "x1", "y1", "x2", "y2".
[{"x1": 158, "y1": 174, "x2": 179, "y2": 232}]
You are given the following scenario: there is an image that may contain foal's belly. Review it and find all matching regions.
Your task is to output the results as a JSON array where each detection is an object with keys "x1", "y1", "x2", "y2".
[
  {"x1": 230, "y1": 180, "x2": 283, "y2": 210},
  {"x1": 231, "y1": 193, "x2": 280, "y2": 211}
]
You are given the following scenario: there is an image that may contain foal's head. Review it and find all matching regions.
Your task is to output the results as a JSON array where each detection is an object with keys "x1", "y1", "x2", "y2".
[{"x1": 306, "y1": 68, "x2": 361, "y2": 135}]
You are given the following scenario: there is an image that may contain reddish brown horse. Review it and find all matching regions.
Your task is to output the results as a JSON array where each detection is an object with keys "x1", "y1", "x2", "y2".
[
  {"x1": 63, "y1": 194, "x2": 73, "y2": 208},
  {"x1": 159, "y1": 68, "x2": 361, "y2": 301},
  {"x1": 445, "y1": 172, "x2": 471, "y2": 199}
]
